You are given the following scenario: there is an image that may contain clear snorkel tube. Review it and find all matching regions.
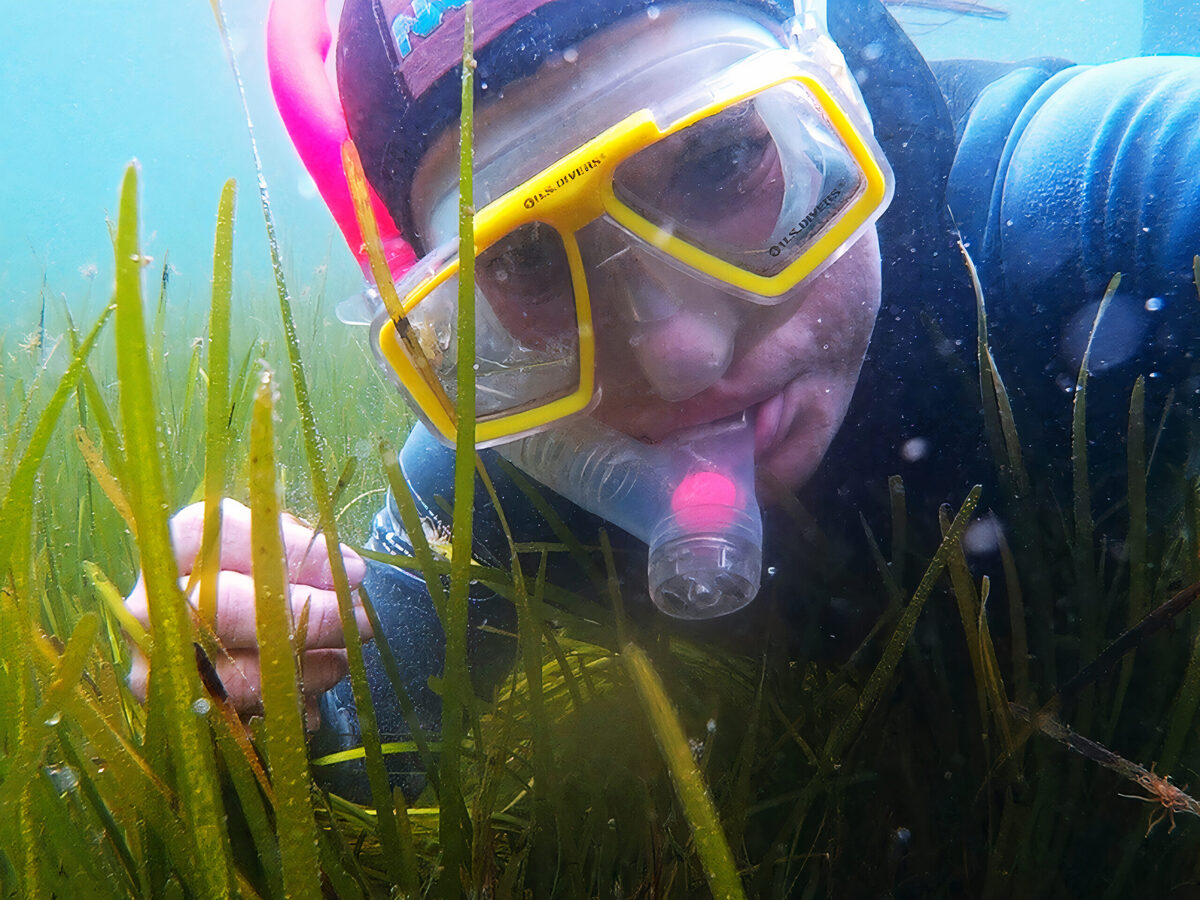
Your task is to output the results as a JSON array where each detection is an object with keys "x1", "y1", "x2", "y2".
[{"x1": 500, "y1": 414, "x2": 762, "y2": 620}]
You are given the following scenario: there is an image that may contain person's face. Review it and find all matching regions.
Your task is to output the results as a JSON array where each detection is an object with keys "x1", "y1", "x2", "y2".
[
  {"x1": 410, "y1": 8, "x2": 883, "y2": 492},
  {"x1": 586, "y1": 224, "x2": 881, "y2": 491}
]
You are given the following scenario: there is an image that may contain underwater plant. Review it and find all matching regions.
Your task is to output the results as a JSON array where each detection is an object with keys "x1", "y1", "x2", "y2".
[{"x1": 4, "y1": 152, "x2": 1199, "y2": 899}]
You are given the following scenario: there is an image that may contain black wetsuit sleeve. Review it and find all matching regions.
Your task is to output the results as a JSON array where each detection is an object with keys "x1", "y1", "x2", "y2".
[
  {"x1": 951, "y1": 56, "x2": 1200, "y2": 308},
  {"x1": 306, "y1": 554, "x2": 447, "y2": 804},
  {"x1": 947, "y1": 55, "x2": 1200, "y2": 498}
]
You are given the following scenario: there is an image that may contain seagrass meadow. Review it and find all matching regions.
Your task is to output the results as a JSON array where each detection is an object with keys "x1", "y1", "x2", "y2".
[
  {"x1": 0, "y1": 168, "x2": 1198, "y2": 898},
  {"x1": 5, "y1": 11, "x2": 1200, "y2": 900}
]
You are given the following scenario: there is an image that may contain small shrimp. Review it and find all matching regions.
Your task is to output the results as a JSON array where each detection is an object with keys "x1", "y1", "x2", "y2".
[
  {"x1": 1011, "y1": 703, "x2": 1200, "y2": 838},
  {"x1": 1119, "y1": 764, "x2": 1198, "y2": 835}
]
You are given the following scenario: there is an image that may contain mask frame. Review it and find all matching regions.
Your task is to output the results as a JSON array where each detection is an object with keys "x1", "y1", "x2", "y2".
[{"x1": 376, "y1": 46, "x2": 894, "y2": 447}]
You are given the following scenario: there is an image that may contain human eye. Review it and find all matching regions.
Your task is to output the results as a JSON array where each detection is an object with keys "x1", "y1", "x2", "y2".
[
  {"x1": 478, "y1": 223, "x2": 571, "y2": 307},
  {"x1": 612, "y1": 101, "x2": 786, "y2": 252},
  {"x1": 672, "y1": 117, "x2": 770, "y2": 195},
  {"x1": 659, "y1": 110, "x2": 781, "y2": 224}
]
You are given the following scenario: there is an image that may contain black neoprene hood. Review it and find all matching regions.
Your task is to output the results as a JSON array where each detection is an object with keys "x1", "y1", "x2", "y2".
[{"x1": 336, "y1": 0, "x2": 794, "y2": 251}]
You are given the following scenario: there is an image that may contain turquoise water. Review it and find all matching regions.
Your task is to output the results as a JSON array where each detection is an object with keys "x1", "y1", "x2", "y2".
[
  {"x1": 0, "y1": 0, "x2": 1181, "y2": 325},
  {"x1": 0, "y1": 1, "x2": 358, "y2": 325}
]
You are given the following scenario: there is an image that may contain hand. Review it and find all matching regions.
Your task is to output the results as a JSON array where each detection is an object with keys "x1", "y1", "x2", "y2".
[{"x1": 124, "y1": 498, "x2": 371, "y2": 729}]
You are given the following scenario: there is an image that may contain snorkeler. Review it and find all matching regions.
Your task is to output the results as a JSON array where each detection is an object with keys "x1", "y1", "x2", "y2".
[{"x1": 125, "y1": 0, "x2": 1200, "y2": 801}]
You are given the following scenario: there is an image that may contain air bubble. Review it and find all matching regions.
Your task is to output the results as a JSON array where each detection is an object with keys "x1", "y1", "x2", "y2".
[
  {"x1": 963, "y1": 514, "x2": 1004, "y2": 555},
  {"x1": 1145, "y1": 297, "x2": 1164, "y2": 311},
  {"x1": 192, "y1": 698, "x2": 211, "y2": 715},
  {"x1": 45, "y1": 765, "x2": 78, "y2": 794},
  {"x1": 900, "y1": 437, "x2": 929, "y2": 463},
  {"x1": 646, "y1": 5, "x2": 660, "y2": 19},
  {"x1": 562, "y1": 47, "x2": 578, "y2": 64},
  {"x1": 44, "y1": 712, "x2": 62, "y2": 727}
]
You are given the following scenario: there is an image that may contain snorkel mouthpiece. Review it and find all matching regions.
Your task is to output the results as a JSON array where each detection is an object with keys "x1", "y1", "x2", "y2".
[
  {"x1": 501, "y1": 414, "x2": 762, "y2": 620},
  {"x1": 650, "y1": 437, "x2": 762, "y2": 619}
]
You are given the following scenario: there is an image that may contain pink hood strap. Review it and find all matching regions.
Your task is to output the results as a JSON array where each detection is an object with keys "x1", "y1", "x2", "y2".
[{"x1": 266, "y1": 0, "x2": 416, "y2": 279}]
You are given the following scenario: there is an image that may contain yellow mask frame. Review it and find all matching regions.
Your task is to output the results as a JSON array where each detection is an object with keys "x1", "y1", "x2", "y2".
[{"x1": 377, "y1": 49, "x2": 891, "y2": 447}]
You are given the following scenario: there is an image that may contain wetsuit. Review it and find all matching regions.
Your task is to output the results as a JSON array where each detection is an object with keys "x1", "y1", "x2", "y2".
[{"x1": 311, "y1": 0, "x2": 1200, "y2": 801}]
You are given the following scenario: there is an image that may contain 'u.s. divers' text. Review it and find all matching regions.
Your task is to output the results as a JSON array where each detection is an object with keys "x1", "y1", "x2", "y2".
[
  {"x1": 768, "y1": 187, "x2": 843, "y2": 257},
  {"x1": 523, "y1": 157, "x2": 604, "y2": 210}
]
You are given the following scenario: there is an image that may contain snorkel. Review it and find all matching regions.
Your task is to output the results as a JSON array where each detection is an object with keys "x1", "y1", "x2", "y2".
[
  {"x1": 266, "y1": 0, "x2": 415, "y2": 281},
  {"x1": 501, "y1": 413, "x2": 763, "y2": 618}
]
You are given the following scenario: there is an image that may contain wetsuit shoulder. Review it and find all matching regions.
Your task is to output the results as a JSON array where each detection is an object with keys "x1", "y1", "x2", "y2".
[{"x1": 945, "y1": 54, "x2": 1200, "y2": 505}]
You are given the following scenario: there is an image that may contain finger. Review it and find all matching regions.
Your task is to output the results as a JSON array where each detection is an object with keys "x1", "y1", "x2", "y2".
[
  {"x1": 170, "y1": 499, "x2": 366, "y2": 589},
  {"x1": 168, "y1": 498, "x2": 249, "y2": 577},
  {"x1": 128, "y1": 648, "x2": 148, "y2": 702},
  {"x1": 305, "y1": 696, "x2": 322, "y2": 732},
  {"x1": 289, "y1": 583, "x2": 375, "y2": 649},
  {"x1": 281, "y1": 516, "x2": 367, "y2": 591},
  {"x1": 125, "y1": 576, "x2": 150, "y2": 629},
  {"x1": 211, "y1": 649, "x2": 349, "y2": 715},
  {"x1": 299, "y1": 648, "x2": 350, "y2": 696},
  {"x1": 281, "y1": 510, "x2": 313, "y2": 529},
  {"x1": 180, "y1": 571, "x2": 373, "y2": 650}
]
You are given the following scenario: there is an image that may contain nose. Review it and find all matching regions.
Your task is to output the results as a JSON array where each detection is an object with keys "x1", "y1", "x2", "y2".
[
  {"x1": 629, "y1": 285, "x2": 738, "y2": 401},
  {"x1": 590, "y1": 241, "x2": 738, "y2": 401}
]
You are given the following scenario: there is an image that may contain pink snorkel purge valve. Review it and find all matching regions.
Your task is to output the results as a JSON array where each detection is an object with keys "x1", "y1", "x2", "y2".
[
  {"x1": 501, "y1": 414, "x2": 764, "y2": 620},
  {"x1": 266, "y1": 0, "x2": 417, "y2": 282}
]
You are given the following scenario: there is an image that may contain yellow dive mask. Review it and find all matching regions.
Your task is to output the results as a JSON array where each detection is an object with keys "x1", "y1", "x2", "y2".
[{"x1": 373, "y1": 46, "x2": 893, "y2": 447}]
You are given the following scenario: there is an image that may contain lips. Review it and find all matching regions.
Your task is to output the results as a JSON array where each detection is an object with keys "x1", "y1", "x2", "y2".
[
  {"x1": 598, "y1": 374, "x2": 803, "y2": 459},
  {"x1": 753, "y1": 390, "x2": 786, "y2": 456}
]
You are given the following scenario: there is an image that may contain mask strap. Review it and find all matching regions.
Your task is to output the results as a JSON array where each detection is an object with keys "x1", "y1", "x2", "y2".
[
  {"x1": 787, "y1": 3, "x2": 875, "y2": 135},
  {"x1": 266, "y1": 0, "x2": 416, "y2": 281},
  {"x1": 793, "y1": 0, "x2": 828, "y2": 32}
]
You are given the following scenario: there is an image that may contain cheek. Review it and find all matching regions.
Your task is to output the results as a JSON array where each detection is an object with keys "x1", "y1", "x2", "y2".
[
  {"x1": 797, "y1": 231, "x2": 882, "y2": 365},
  {"x1": 756, "y1": 230, "x2": 882, "y2": 488},
  {"x1": 736, "y1": 229, "x2": 882, "y2": 379}
]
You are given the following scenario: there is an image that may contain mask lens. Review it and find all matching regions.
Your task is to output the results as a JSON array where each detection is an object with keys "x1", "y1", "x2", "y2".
[
  {"x1": 612, "y1": 82, "x2": 866, "y2": 277},
  {"x1": 406, "y1": 222, "x2": 583, "y2": 420}
]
